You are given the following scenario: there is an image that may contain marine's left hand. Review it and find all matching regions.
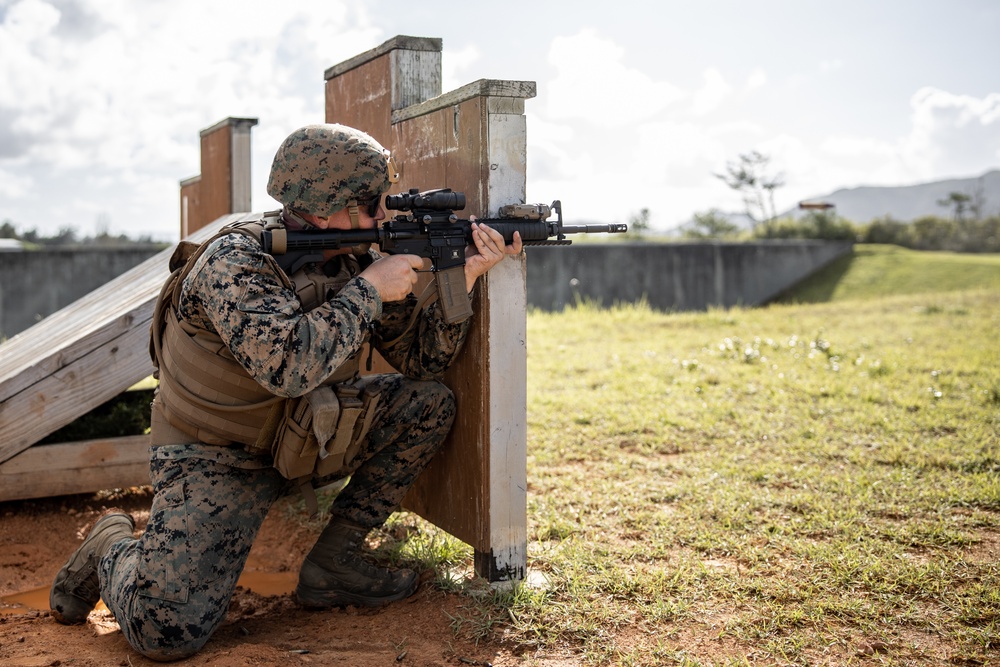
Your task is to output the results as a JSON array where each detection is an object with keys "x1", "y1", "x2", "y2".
[{"x1": 464, "y1": 222, "x2": 523, "y2": 292}]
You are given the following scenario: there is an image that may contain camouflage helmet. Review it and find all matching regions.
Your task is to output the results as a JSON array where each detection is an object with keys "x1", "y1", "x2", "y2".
[{"x1": 266, "y1": 124, "x2": 398, "y2": 217}]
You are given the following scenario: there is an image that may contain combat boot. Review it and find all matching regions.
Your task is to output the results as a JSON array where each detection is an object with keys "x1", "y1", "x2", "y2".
[
  {"x1": 296, "y1": 516, "x2": 418, "y2": 608},
  {"x1": 50, "y1": 511, "x2": 135, "y2": 624}
]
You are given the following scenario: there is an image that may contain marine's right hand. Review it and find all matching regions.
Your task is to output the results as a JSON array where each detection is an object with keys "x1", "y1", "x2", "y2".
[{"x1": 359, "y1": 254, "x2": 424, "y2": 302}]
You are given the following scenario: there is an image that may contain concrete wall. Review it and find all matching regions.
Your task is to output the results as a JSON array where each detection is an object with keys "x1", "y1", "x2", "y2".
[
  {"x1": 0, "y1": 247, "x2": 162, "y2": 339},
  {"x1": 0, "y1": 240, "x2": 852, "y2": 339},
  {"x1": 526, "y1": 240, "x2": 853, "y2": 311}
]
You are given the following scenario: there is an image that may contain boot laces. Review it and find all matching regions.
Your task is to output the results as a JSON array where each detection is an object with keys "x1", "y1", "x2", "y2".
[
  {"x1": 64, "y1": 561, "x2": 101, "y2": 602},
  {"x1": 340, "y1": 549, "x2": 396, "y2": 582}
]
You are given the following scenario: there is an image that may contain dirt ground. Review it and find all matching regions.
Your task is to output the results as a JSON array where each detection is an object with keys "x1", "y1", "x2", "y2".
[
  {"x1": 0, "y1": 489, "x2": 554, "y2": 667},
  {"x1": 5, "y1": 491, "x2": 993, "y2": 667}
]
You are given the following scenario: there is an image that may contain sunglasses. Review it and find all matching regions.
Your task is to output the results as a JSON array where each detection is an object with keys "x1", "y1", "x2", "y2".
[{"x1": 363, "y1": 195, "x2": 381, "y2": 217}]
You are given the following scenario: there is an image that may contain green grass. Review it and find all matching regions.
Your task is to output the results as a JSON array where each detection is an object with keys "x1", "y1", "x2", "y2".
[
  {"x1": 439, "y1": 246, "x2": 1000, "y2": 665},
  {"x1": 284, "y1": 246, "x2": 998, "y2": 664},
  {"x1": 776, "y1": 243, "x2": 1000, "y2": 303}
]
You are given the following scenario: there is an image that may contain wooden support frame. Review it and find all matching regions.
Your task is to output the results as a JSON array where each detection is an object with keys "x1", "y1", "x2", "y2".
[
  {"x1": 325, "y1": 37, "x2": 535, "y2": 583},
  {"x1": 0, "y1": 216, "x2": 243, "y2": 502},
  {"x1": 0, "y1": 436, "x2": 150, "y2": 502},
  {"x1": 0, "y1": 116, "x2": 258, "y2": 502}
]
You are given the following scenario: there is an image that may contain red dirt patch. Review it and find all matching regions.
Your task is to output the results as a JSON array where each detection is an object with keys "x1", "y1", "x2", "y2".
[{"x1": 0, "y1": 490, "x2": 506, "y2": 667}]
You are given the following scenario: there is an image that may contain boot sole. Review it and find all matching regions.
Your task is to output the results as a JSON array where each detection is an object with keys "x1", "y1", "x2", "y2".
[
  {"x1": 49, "y1": 511, "x2": 135, "y2": 624},
  {"x1": 295, "y1": 576, "x2": 419, "y2": 609}
]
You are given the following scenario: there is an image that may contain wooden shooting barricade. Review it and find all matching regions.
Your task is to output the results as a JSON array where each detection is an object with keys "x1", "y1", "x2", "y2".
[{"x1": 0, "y1": 36, "x2": 531, "y2": 584}]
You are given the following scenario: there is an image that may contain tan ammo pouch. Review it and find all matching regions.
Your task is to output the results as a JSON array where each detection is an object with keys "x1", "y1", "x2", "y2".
[{"x1": 269, "y1": 380, "x2": 382, "y2": 480}]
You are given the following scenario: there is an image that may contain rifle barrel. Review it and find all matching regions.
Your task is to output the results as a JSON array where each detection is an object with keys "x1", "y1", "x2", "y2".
[{"x1": 560, "y1": 224, "x2": 628, "y2": 234}]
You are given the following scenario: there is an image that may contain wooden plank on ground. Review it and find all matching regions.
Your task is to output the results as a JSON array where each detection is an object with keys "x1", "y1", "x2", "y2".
[{"x1": 0, "y1": 435, "x2": 150, "y2": 502}]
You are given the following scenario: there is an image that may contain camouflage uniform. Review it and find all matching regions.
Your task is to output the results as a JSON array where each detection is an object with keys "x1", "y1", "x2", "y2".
[{"x1": 98, "y1": 227, "x2": 470, "y2": 660}]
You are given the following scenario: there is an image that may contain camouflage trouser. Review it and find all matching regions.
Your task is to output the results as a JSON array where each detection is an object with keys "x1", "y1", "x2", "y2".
[{"x1": 99, "y1": 375, "x2": 455, "y2": 661}]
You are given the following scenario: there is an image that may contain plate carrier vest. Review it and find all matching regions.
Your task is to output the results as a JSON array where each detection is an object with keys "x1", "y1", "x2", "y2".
[{"x1": 149, "y1": 214, "x2": 369, "y2": 456}]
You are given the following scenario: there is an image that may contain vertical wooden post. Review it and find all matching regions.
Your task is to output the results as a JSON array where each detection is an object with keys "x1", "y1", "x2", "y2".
[
  {"x1": 324, "y1": 36, "x2": 441, "y2": 145},
  {"x1": 325, "y1": 37, "x2": 535, "y2": 583},
  {"x1": 179, "y1": 117, "x2": 258, "y2": 237}
]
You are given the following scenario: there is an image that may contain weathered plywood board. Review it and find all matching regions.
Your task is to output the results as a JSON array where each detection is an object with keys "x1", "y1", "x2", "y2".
[
  {"x1": 480, "y1": 106, "x2": 529, "y2": 580},
  {"x1": 198, "y1": 124, "x2": 233, "y2": 232},
  {"x1": 0, "y1": 215, "x2": 243, "y2": 467},
  {"x1": 0, "y1": 435, "x2": 150, "y2": 502},
  {"x1": 0, "y1": 257, "x2": 168, "y2": 404},
  {"x1": 325, "y1": 36, "x2": 442, "y2": 148},
  {"x1": 405, "y1": 98, "x2": 530, "y2": 578},
  {"x1": 389, "y1": 88, "x2": 533, "y2": 578},
  {"x1": 0, "y1": 323, "x2": 154, "y2": 465}
]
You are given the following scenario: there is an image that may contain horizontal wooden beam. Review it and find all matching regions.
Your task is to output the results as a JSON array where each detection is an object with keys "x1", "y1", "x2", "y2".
[
  {"x1": 0, "y1": 248, "x2": 171, "y2": 404},
  {"x1": 0, "y1": 325, "x2": 155, "y2": 465},
  {"x1": 391, "y1": 79, "x2": 536, "y2": 124},
  {"x1": 0, "y1": 435, "x2": 150, "y2": 502},
  {"x1": 0, "y1": 214, "x2": 245, "y2": 468}
]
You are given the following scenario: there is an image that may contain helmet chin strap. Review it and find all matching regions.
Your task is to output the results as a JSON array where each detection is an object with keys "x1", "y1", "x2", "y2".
[{"x1": 346, "y1": 200, "x2": 361, "y2": 230}]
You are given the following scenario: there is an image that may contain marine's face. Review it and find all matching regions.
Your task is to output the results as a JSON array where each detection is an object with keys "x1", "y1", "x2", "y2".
[{"x1": 304, "y1": 201, "x2": 384, "y2": 231}]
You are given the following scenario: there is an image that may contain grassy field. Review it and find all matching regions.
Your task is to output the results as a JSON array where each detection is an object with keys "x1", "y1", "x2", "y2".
[
  {"x1": 390, "y1": 244, "x2": 999, "y2": 666},
  {"x1": 775, "y1": 244, "x2": 1000, "y2": 303}
]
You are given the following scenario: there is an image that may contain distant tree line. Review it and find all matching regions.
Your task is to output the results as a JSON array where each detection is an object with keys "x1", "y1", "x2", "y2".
[
  {"x1": 623, "y1": 203, "x2": 1000, "y2": 253},
  {"x1": 678, "y1": 204, "x2": 1000, "y2": 253},
  {"x1": 758, "y1": 212, "x2": 1000, "y2": 252},
  {"x1": 0, "y1": 218, "x2": 166, "y2": 249},
  {"x1": 620, "y1": 150, "x2": 1000, "y2": 253}
]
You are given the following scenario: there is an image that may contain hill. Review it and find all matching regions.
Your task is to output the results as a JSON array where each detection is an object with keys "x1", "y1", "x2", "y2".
[{"x1": 788, "y1": 169, "x2": 1000, "y2": 222}]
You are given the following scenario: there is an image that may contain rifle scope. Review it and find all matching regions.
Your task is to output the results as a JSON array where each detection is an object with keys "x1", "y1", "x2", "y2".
[{"x1": 385, "y1": 188, "x2": 466, "y2": 212}]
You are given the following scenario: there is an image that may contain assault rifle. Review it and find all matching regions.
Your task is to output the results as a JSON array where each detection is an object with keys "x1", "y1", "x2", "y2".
[{"x1": 260, "y1": 188, "x2": 627, "y2": 323}]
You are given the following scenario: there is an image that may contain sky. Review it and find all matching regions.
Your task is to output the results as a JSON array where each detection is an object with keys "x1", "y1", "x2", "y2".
[{"x1": 1, "y1": 0, "x2": 998, "y2": 241}]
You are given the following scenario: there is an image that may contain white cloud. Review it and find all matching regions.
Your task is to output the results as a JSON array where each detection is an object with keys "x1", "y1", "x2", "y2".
[
  {"x1": 745, "y1": 68, "x2": 767, "y2": 91},
  {"x1": 0, "y1": 166, "x2": 33, "y2": 199},
  {"x1": 442, "y1": 43, "x2": 481, "y2": 94},
  {"x1": 524, "y1": 113, "x2": 577, "y2": 184},
  {"x1": 545, "y1": 29, "x2": 684, "y2": 127},
  {"x1": 691, "y1": 68, "x2": 733, "y2": 116},
  {"x1": 532, "y1": 31, "x2": 774, "y2": 225},
  {"x1": 808, "y1": 87, "x2": 1000, "y2": 192},
  {"x1": 820, "y1": 135, "x2": 895, "y2": 159},
  {"x1": 0, "y1": 0, "x2": 385, "y2": 238},
  {"x1": 901, "y1": 87, "x2": 1000, "y2": 178},
  {"x1": 1, "y1": 4, "x2": 997, "y2": 239}
]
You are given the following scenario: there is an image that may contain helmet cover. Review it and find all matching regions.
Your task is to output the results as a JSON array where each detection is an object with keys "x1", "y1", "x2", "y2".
[{"x1": 266, "y1": 124, "x2": 395, "y2": 217}]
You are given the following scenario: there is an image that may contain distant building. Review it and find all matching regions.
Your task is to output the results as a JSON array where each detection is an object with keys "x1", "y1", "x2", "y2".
[{"x1": 0, "y1": 239, "x2": 24, "y2": 252}]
